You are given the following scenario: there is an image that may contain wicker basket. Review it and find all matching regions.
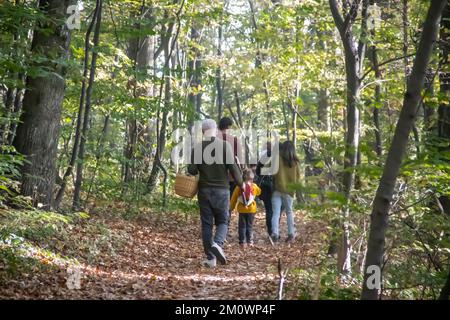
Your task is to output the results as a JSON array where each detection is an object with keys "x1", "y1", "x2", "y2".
[{"x1": 174, "y1": 173, "x2": 199, "y2": 198}]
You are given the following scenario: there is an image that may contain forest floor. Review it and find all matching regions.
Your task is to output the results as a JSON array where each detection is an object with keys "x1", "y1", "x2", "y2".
[{"x1": 0, "y1": 207, "x2": 327, "y2": 300}]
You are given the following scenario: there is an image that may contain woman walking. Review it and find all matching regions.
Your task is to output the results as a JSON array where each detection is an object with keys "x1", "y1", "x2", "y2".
[{"x1": 271, "y1": 141, "x2": 301, "y2": 243}]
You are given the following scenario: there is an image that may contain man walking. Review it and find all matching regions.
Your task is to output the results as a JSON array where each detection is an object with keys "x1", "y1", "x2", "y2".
[
  {"x1": 188, "y1": 119, "x2": 243, "y2": 268},
  {"x1": 217, "y1": 117, "x2": 244, "y2": 238}
]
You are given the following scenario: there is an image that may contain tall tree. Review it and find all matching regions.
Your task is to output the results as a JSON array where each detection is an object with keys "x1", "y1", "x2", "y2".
[
  {"x1": 187, "y1": 24, "x2": 203, "y2": 116},
  {"x1": 73, "y1": 0, "x2": 103, "y2": 210},
  {"x1": 368, "y1": 0, "x2": 382, "y2": 158},
  {"x1": 437, "y1": 0, "x2": 450, "y2": 217},
  {"x1": 55, "y1": 0, "x2": 102, "y2": 208},
  {"x1": 123, "y1": 3, "x2": 155, "y2": 185},
  {"x1": 329, "y1": 0, "x2": 369, "y2": 274},
  {"x1": 361, "y1": 0, "x2": 447, "y2": 300},
  {"x1": 438, "y1": 2, "x2": 450, "y2": 142},
  {"x1": 216, "y1": 12, "x2": 224, "y2": 121},
  {"x1": 439, "y1": 268, "x2": 450, "y2": 300},
  {"x1": 13, "y1": 0, "x2": 75, "y2": 209},
  {"x1": 147, "y1": 0, "x2": 184, "y2": 198}
]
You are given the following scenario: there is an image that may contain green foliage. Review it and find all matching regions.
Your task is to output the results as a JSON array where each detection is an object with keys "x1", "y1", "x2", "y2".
[
  {"x1": 290, "y1": 258, "x2": 361, "y2": 300},
  {"x1": 0, "y1": 145, "x2": 24, "y2": 204},
  {"x1": 0, "y1": 210, "x2": 71, "y2": 243}
]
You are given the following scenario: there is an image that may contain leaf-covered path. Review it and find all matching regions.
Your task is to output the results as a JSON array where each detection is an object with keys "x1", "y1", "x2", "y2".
[{"x1": 0, "y1": 210, "x2": 325, "y2": 300}]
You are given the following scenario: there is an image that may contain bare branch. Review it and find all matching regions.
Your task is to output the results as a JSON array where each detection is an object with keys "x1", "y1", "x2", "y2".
[
  {"x1": 360, "y1": 53, "x2": 416, "y2": 81},
  {"x1": 329, "y1": 0, "x2": 345, "y2": 31}
]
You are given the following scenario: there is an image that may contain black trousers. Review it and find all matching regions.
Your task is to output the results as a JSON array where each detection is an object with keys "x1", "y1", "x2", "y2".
[
  {"x1": 260, "y1": 185, "x2": 273, "y2": 236},
  {"x1": 238, "y1": 213, "x2": 255, "y2": 244}
]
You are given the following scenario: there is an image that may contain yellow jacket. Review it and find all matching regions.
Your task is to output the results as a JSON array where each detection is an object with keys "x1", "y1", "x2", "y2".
[{"x1": 230, "y1": 183, "x2": 261, "y2": 214}]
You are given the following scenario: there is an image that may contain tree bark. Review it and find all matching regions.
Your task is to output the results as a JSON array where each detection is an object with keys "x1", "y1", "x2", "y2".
[
  {"x1": 292, "y1": 104, "x2": 297, "y2": 148},
  {"x1": 147, "y1": 40, "x2": 171, "y2": 195},
  {"x1": 403, "y1": 0, "x2": 422, "y2": 158},
  {"x1": 188, "y1": 25, "x2": 202, "y2": 117},
  {"x1": 368, "y1": 1, "x2": 382, "y2": 158},
  {"x1": 317, "y1": 89, "x2": 331, "y2": 133},
  {"x1": 438, "y1": 2, "x2": 450, "y2": 140},
  {"x1": 73, "y1": 0, "x2": 103, "y2": 210},
  {"x1": 6, "y1": 74, "x2": 25, "y2": 146},
  {"x1": 248, "y1": 0, "x2": 272, "y2": 131},
  {"x1": 282, "y1": 100, "x2": 290, "y2": 141},
  {"x1": 1, "y1": 84, "x2": 16, "y2": 146},
  {"x1": 147, "y1": 0, "x2": 183, "y2": 197},
  {"x1": 437, "y1": 2, "x2": 450, "y2": 217},
  {"x1": 361, "y1": 0, "x2": 447, "y2": 300},
  {"x1": 86, "y1": 114, "x2": 110, "y2": 202},
  {"x1": 216, "y1": 22, "x2": 224, "y2": 121},
  {"x1": 54, "y1": 2, "x2": 100, "y2": 208},
  {"x1": 13, "y1": 0, "x2": 74, "y2": 209},
  {"x1": 123, "y1": 3, "x2": 154, "y2": 185},
  {"x1": 0, "y1": 0, "x2": 24, "y2": 147},
  {"x1": 439, "y1": 267, "x2": 450, "y2": 300},
  {"x1": 329, "y1": 0, "x2": 369, "y2": 275}
]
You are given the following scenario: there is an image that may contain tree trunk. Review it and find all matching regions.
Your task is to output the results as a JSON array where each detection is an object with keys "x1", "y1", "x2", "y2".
[
  {"x1": 7, "y1": 74, "x2": 25, "y2": 146},
  {"x1": 216, "y1": 22, "x2": 223, "y2": 121},
  {"x1": 368, "y1": 6, "x2": 382, "y2": 158},
  {"x1": 0, "y1": 84, "x2": 16, "y2": 146},
  {"x1": 438, "y1": 2, "x2": 450, "y2": 140},
  {"x1": 188, "y1": 25, "x2": 202, "y2": 117},
  {"x1": 361, "y1": 0, "x2": 447, "y2": 300},
  {"x1": 123, "y1": 4, "x2": 154, "y2": 185},
  {"x1": 437, "y1": 1, "x2": 450, "y2": 219},
  {"x1": 13, "y1": 0, "x2": 74, "y2": 209},
  {"x1": 282, "y1": 100, "x2": 290, "y2": 141},
  {"x1": 292, "y1": 105, "x2": 297, "y2": 149},
  {"x1": 234, "y1": 91, "x2": 243, "y2": 128},
  {"x1": 329, "y1": 0, "x2": 369, "y2": 275},
  {"x1": 439, "y1": 267, "x2": 450, "y2": 300},
  {"x1": 317, "y1": 89, "x2": 331, "y2": 132},
  {"x1": 403, "y1": 0, "x2": 422, "y2": 158},
  {"x1": 54, "y1": 2, "x2": 100, "y2": 208},
  {"x1": 1, "y1": 0, "x2": 24, "y2": 147},
  {"x1": 147, "y1": 2, "x2": 183, "y2": 195},
  {"x1": 73, "y1": 0, "x2": 103, "y2": 210},
  {"x1": 248, "y1": 0, "x2": 272, "y2": 131},
  {"x1": 147, "y1": 41, "x2": 171, "y2": 195},
  {"x1": 86, "y1": 114, "x2": 110, "y2": 202}
]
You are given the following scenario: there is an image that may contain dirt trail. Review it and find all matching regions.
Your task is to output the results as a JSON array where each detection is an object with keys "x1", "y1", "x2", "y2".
[{"x1": 0, "y1": 210, "x2": 324, "y2": 300}]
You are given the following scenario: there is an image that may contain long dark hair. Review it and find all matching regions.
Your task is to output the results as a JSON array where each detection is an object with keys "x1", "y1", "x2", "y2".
[{"x1": 280, "y1": 141, "x2": 299, "y2": 168}]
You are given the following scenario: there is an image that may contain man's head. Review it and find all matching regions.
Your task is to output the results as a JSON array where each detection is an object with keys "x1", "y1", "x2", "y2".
[
  {"x1": 219, "y1": 117, "x2": 233, "y2": 131},
  {"x1": 202, "y1": 119, "x2": 217, "y2": 137}
]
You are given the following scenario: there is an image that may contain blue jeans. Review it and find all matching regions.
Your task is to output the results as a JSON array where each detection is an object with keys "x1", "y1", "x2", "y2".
[
  {"x1": 271, "y1": 191, "x2": 296, "y2": 238},
  {"x1": 198, "y1": 187, "x2": 230, "y2": 260},
  {"x1": 238, "y1": 213, "x2": 255, "y2": 244}
]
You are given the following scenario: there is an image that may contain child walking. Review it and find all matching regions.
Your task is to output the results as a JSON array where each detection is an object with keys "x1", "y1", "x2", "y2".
[{"x1": 230, "y1": 169, "x2": 261, "y2": 246}]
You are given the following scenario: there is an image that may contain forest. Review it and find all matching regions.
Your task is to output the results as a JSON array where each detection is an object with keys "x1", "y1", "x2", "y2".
[{"x1": 0, "y1": 0, "x2": 449, "y2": 301}]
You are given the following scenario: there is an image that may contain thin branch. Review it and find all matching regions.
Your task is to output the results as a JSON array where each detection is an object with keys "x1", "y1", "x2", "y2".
[
  {"x1": 360, "y1": 53, "x2": 416, "y2": 81},
  {"x1": 390, "y1": 190, "x2": 433, "y2": 215},
  {"x1": 329, "y1": 0, "x2": 345, "y2": 31},
  {"x1": 342, "y1": 0, "x2": 361, "y2": 35},
  {"x1": 286, "y1": 96, "x2": 336, "y2": 178}
]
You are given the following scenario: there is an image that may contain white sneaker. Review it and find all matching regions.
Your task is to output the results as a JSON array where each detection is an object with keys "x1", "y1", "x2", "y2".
[
  {"x1": 210, "y1": 242, "x2": 227, "y2": 265},
  {"x1": 202, "y1": 257, "x2": 216, "y2": 268}
]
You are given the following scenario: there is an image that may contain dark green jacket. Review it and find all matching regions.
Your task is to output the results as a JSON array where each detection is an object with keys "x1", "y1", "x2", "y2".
[{"x1": 188, "y1": 137, "x2": 243, "y2": 189}]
